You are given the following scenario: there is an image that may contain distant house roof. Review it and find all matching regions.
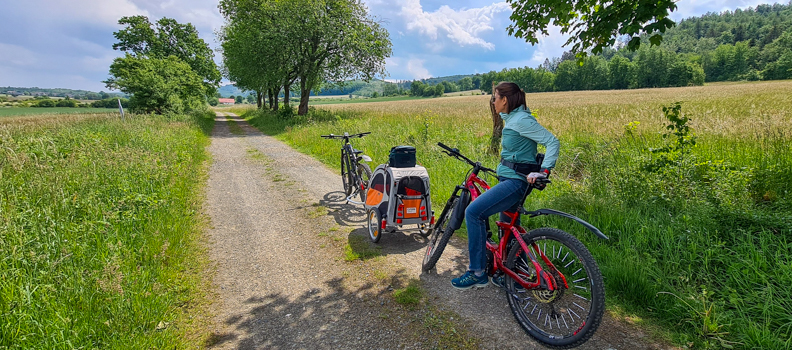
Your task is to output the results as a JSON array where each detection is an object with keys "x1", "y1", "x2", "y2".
[{"x1": 218, "y1": 98, "x2": 235, "y2": 104}]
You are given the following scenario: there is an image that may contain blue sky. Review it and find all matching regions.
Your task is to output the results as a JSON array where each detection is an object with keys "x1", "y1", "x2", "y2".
[{"x1": 0, "y1": 0, "x2": 785, "y2": 91}]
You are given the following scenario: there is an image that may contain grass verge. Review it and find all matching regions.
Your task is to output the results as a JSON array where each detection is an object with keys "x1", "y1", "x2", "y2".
[{"x1": 0, "y1": 111, "x2": 215, "y2": 348}]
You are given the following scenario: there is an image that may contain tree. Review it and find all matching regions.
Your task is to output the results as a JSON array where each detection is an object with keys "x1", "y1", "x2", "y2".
[
  {"x1": 433, "y1": 83, "x2": 444, "y2": 97},
  {"x1": 471, "y1": 75, "x2": 482, "y2": 89},
  {"x1": 410, "y1": 81, "x2": 425, "y2": 96},
  {"x1": 56, "y1": 98, "x2": 78, "y2": 107},
  {"x1": 104, "y1": 55, "x2": 206, "y2": 114},
  {"x1": 382, "y1": 82, "x2": 398, "y2": 96},
  {"x1": 219, "y1": 0, "x2": 391, "y2": 115},
  {"x1": 246, "y1": 94, "x2": 256, "y2": 104},
  {"x1": 37, "y1": 99, "x2": 55, "y2": 107},
  {"x1": 235, "y1": 95, "x2": 243, "y2": 104},
  {"x1": 608, "y1": 55, "x2": 635, "y2": 89},
  {"x1": 113, "y1": 15, "x2": 221, "y2": 95},
  {"x1": 506, "y1": 0, "x2": 677, "y2": 56},
  {"x1": 291, "y1": 0, "x2": 392, "y2": 115},
  {"x1": 458, "y1": 77, "x2": 473, "y2": 91}
]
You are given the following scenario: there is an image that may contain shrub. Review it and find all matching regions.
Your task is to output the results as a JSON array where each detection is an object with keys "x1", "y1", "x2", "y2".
[
  {"x1": 37, "y1": 99, "x2": 55, "y2": 107},
  {"x1": 56, "y1": 99, "x2": 78, "y2": 107}
]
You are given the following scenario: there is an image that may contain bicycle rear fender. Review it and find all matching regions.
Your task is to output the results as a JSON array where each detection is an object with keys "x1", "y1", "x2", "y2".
[
  {"x1": 447, "y1": 189, "x2": 470, "y2": 231},
  {"x1": 523, "y1": 209, "x2": 609, "y2": 240}
]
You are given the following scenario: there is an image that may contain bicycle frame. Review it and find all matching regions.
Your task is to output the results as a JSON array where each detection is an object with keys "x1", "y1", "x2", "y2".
[
  {"x1": 434, "y1": 141, "x2": 606, "y2": 292},
  {"x1": 460, "y1": 170, "x2": 565, "y2": 291}
]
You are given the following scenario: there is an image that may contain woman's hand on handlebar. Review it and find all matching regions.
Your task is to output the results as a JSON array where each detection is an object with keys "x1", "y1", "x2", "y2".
[{"x1": 526, "y1": 169, "x2": 550, "y2": 184}]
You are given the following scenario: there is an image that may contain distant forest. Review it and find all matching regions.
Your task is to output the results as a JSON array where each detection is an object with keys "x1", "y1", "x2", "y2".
[
  {"x1": 1, "y1": 87, "x2": 124, "y2": 100},
  {"x1": 317, "y1": 2, "x2": 792, "y2": 96},
  {"x1": 479, "y1": 2, "x2": 792, "y2": 93}
]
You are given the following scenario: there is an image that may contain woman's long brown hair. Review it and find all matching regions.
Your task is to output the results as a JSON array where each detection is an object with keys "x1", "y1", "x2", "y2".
[{"x1": 494, "y1": 82, "x2": 526, "y2": 114}]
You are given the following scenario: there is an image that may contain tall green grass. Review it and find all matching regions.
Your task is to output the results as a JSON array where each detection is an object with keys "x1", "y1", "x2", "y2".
[
  {"x1": 0, "y1": 112, "x2": 214, "y2": 348},
  {"x1": 0, "y1": 107, "x2": 119, "y2": 117},
  {"x1": 244, "y1": 83, "x2": 792, "y2": 349}
]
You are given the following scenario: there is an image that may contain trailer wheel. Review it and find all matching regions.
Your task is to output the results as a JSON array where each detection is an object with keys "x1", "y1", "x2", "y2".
[{"x1": 367, "y1": 209, "x2": 383, "y2": 243}]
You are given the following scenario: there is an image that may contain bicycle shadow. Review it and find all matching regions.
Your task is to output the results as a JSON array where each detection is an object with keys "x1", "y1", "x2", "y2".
[{"x1": 319, "y1": 191, "x2": 367, "y2": 226}]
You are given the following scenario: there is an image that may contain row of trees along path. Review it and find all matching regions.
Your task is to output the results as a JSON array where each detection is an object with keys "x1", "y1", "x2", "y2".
[{"x1": 218, "y1": 0, "x2": 392, "y2": 115}]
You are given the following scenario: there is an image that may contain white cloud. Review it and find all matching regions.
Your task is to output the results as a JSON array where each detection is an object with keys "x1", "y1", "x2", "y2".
[
  {"x1": 407, "y1": 59, "x2": 432, "y2": 79},
  {"x1": 399, "y1": 0, "x2": 510, "y2": 50},
  {"x1": 527, "y1": 25, "x2": 569, "y2": 66}
]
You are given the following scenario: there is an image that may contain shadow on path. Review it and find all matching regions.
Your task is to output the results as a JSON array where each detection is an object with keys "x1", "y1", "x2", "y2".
[{"x1": 206, "y1": 275, "x2": 416, "y2": 349}]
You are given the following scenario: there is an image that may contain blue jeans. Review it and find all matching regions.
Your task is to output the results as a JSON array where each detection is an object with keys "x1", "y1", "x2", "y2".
[{"x1": 464, "y1": 177, "x2": 528, "y2": 272}]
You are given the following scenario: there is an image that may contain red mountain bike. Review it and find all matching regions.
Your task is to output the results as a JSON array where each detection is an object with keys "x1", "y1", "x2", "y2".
[{"x1": 422, "y1": 142, "x2": 609, "y2": 349}]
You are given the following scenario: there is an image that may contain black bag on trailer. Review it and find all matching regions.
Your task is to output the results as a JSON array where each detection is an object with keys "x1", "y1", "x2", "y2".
[{"x1": 389, "y1": 146, "x2": 416, "y2": 168}]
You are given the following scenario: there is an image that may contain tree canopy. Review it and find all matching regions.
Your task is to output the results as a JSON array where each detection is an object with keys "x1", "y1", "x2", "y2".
[
  {"x1": 106, "y1": 16, "x2": 218, "y2": 114},
  {"x1": 218, "y1": 0, "x2": 392, "y2": 115},
  {"x1": 105, "y1": 55, "x2": 206, "y2": 114},
  {"x1": 113, "y1": 15, "x2": 221, "y2": 93},
  {"x1": 506, "y1": 0, "x2": 678, "y2": 55}
]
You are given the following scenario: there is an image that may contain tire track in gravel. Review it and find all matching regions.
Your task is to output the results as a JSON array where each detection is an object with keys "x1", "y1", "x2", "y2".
[{"x1": 204, "y1": 112, "x2": 673, "y2": 349}]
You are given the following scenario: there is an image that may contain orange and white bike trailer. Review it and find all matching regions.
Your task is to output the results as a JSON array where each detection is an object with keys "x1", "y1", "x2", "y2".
[{"x1": 364, "y1": 164, "x2": 433, "y2": 242}]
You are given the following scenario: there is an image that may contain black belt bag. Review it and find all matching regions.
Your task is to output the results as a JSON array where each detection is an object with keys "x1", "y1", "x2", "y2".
[{"x1": 501, "y1": 154, "x2": 543, "y2": 175}]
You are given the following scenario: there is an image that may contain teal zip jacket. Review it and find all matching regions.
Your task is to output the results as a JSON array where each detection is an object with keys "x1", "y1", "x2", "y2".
[{"x1": 496, "y1": 105, "x2": 560, "y2": 182}]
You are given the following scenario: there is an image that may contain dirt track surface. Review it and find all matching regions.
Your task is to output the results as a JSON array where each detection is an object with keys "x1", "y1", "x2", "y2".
[{"x1": 204, "y1": 112, "x2": 672, "y2": 349}]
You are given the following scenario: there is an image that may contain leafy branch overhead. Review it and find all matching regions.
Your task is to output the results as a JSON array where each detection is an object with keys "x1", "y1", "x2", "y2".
[{"x1": 506, "y1": 0, "x2": 678, "y2": 56}]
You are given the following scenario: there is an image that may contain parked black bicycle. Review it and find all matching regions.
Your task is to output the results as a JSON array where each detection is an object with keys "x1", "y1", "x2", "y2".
[{"x1": 321, "y1": 132, "x2": 373, "y2": 204}]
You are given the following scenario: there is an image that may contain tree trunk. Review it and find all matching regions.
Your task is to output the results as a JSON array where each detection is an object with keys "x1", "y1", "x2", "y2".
[
  {"x1": 269, "y1": 88, "x2": 278, "y2": 111},
  {"x1": 283, "y1": 85, "x2": 290, "y2": 108},
  {"x1": 256, "y1": 90, "x2": 263, "y2": 109},
  {"x1": 488, "y1": 81, "x2": 503, "y2": 155},
  {"x1": 298, "y1": 78, "x2": 310, "y2": 115}
]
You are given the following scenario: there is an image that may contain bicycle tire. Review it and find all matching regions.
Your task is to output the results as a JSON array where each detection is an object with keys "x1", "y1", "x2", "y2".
[
  {"x1": 367, "y1": 208, "x2": 383, "y2": 243},
  {"x1": 421, "y1": 196, "x2": 459, "y2": 271},
  {"x1": 505, "y1": 228, "x2": 605, "y2": 349},
  {"x1": 341, "y1": 151, "x2": 353, "y2": 196},
  {"x1": 356, "y1": 163, "x2": 372, "y2": 202}
]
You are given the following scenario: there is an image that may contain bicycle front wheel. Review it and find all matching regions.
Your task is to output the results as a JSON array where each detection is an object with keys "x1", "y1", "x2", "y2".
[
  {"x1": 505, "y1": 228, "x2": 605, "y2": 349},
  {"x1": 421, "y1": 196, "x2": 458, "y2": 271}
]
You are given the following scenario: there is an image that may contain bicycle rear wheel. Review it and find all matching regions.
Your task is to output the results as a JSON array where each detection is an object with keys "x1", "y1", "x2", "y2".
[
  {"x1": 341, "y1": 151, "x2": 354, "y2": 196},
  {"x1": 356, "y1": 163, "x2": 372, "y2": 202},
  {"x1": 421, "y1": 196, "x2": 458, "y2": 271},
  {"x1": 505, "y1": 228, "x2": 604, "y2": 349}
]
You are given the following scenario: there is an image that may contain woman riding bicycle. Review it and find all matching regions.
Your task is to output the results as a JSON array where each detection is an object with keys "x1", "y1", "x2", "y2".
[{"x1": 452, "y1": 81, "x2": 560, "y2": 289}]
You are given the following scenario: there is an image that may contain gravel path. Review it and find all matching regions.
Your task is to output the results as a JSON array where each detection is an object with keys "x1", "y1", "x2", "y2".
[{"x1": 204, "y1": 112, "x2": 673, "y2": 349}]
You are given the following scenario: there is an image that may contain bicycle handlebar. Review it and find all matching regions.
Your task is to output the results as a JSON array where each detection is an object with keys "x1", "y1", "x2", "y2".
[
  {"x1": 321, "y1": 132, "x2": 370, "y2": 139},
  {"x1": 437, "y1": 142, "x2": 496, "y2": 174}
]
